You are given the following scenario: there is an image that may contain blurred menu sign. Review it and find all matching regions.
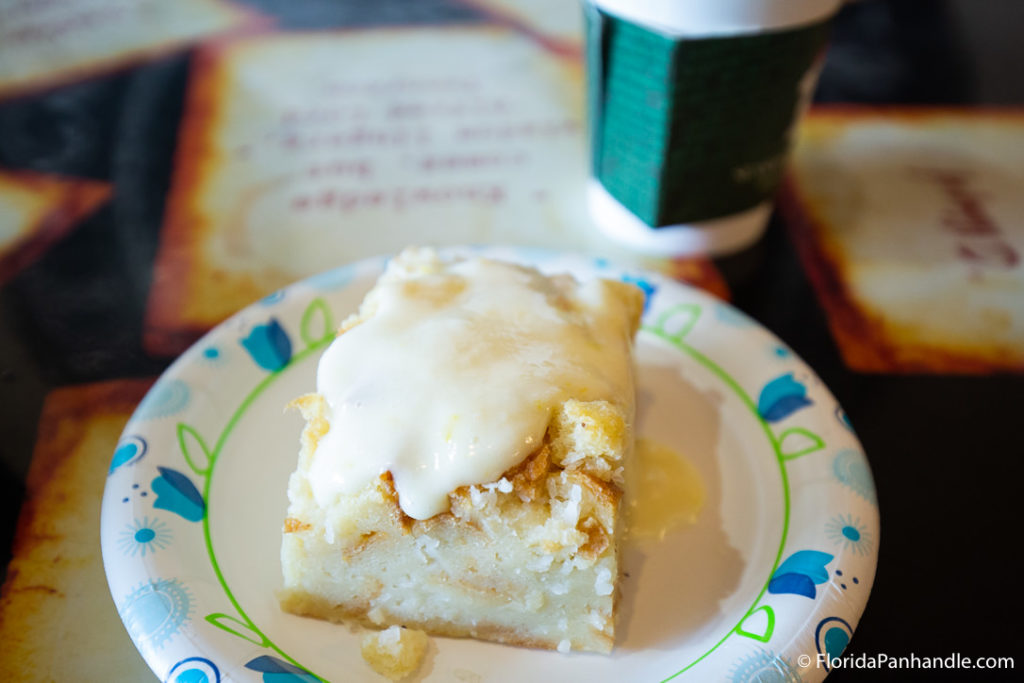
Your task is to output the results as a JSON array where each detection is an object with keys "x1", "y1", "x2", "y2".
[
  {"x1": 782, "y1": 108, "x2": 1024, "y2": 373},
  {"x1": 146, "y1": 26, "x2": 726, "y2": 355},
  {"x1": 0, "y1": 0, "x2": 261, "y2": 101},
  {"x1": 0, "y1": 169, "x2": 110, "y2": 284}
]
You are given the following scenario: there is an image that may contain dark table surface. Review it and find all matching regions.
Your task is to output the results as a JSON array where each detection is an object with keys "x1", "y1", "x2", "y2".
[{"x1": 1, "y1": 1, "x2": 1022, "y2": 681}]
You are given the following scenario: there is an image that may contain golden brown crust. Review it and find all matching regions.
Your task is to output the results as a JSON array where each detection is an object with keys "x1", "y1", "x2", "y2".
[
  {"x1": 572, "y1": 471, "x2": 621, "y2": 528},
  {"x1": 288, "y1": 394, "x2": 330, "y2": 444},
  {"x1": 342, "y1": 532, "x2": 383, "y2": 561},
  {"x1": 279, "y1": 588, "x2": 613, "y2": 653},
  {"x1": 283, "y1": 517, "x2": 311, "y2": 533},
  {"x1": 502, "y1": 444, "x2": 550, "y2": 502},
  {"x1": 578, "y1": 517, "x2": 610, "y2": 560},
  {"x1": 378, "y1": 472, "x2": 416, "y2": 533},
  {"x1": 280, "y1": 588, "x2": 379, "y2": 625}
]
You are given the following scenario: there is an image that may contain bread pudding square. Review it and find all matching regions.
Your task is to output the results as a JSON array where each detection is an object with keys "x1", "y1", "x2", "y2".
[{"x1": 280, "y1": 248, "x2": 644, "y2": 653}]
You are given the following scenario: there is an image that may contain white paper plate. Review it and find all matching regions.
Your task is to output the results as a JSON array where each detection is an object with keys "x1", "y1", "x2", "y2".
[{"x1": 101, "y1": 245, "x2": 878, "y2": 682}]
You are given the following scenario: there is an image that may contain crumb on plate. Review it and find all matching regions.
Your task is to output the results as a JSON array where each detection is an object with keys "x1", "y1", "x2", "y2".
[{"x1": 360, "y1": 625, "x2": 429, "y2": 680}]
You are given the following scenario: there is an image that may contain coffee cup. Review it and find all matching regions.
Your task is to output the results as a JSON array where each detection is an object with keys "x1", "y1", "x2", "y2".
[{"x1": 585, "y1": 0, "x2": 842, "y2": 255}]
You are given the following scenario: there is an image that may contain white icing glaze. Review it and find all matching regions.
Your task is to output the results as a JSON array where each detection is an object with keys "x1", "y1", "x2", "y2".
[{"x1": 309, "y1": 252, "x2": 636, "y2": 519}]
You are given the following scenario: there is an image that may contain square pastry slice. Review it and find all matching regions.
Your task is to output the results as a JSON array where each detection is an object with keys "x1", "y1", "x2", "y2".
[{"x1": 280, "y1": 248, "x2": 644, "y2": 653}]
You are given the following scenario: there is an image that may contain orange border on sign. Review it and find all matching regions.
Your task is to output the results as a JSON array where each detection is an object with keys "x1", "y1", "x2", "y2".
[{"x1": 458, "y1": 0, "x2": 583, "y2": 58}]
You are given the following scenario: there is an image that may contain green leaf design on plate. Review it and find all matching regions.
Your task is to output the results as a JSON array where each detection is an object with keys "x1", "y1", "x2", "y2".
[
  {"x1": 735, "y1": 604, "x2": 776, "y2": 643},
  {"x1": 195, "y1": 300, "x2": 341, "y2": 680},
  {"x1": 645, "y1": 303, "x2": 702, "y2": 344},
  {"x1": 778, "y1": 427, "x2": 826, "y2": 461},
  {"x1": 177, "y1": 423, "x2": 213, "y2": 476},
  {"x1": 300, "y1": 297, "x2": 336, "y2": 349},
  {"x1": 206, "y1": 612, "x2": 270, "y2": 647}
]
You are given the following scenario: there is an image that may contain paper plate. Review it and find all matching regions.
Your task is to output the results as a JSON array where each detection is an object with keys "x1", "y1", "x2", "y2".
[{"x1": 101, "y1": 245, "x2": 878, "y2": 682}]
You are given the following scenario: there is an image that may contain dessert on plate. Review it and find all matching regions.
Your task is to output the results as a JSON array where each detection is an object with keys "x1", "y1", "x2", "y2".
[{"x1": 280, "y1": 247, "x2": 644, "y2": 653}]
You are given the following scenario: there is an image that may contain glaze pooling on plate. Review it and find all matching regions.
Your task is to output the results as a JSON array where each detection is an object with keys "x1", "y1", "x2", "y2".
[{"x1": 101, "y1": 246, "x2": 878, "y2": 682}]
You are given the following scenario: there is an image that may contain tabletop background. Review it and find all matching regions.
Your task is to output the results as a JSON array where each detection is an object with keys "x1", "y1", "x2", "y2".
[{"x1": 1, "y1": 1, "x2": 1022, "y2": 680}]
